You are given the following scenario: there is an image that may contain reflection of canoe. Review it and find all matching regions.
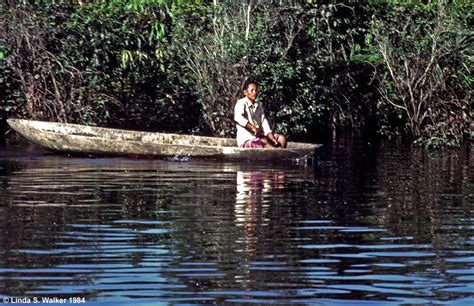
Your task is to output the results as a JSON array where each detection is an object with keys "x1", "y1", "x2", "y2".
[{"x1": 7, "y1": 119, "x2": 320, "y2": 160}]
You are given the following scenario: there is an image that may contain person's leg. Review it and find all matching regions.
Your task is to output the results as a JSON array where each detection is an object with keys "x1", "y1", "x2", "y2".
[
  {"x1": 241, "y1": 138, "x2": 264, "y2": 148},
  {"x1": 276, "y1": 134, "x2": 287, "y2": 148},
  {"x1": 260, "y1": 137, "x2": 273, "y2": 148},
  {"x1": 262, "y1": 134, "x2": 287, "y2": 148}
]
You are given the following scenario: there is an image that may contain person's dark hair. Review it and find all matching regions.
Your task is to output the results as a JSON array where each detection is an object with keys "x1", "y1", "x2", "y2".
[{"x1": 242, "y1": 80, "x2": 257, "y2": 91}]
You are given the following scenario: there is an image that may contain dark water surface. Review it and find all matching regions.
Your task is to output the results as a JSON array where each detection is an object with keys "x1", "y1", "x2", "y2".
[{"x1": 0, "y1": 139, "x2": 472, "y2": 305}]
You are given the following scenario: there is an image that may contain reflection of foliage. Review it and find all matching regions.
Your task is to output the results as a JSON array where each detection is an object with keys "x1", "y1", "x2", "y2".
[
  {"x1": 0, "y1": 146, "x2": 472, "y2": 299},
  {"x1": 375, "y1": 147, "x2": 472, "y2": 245}
]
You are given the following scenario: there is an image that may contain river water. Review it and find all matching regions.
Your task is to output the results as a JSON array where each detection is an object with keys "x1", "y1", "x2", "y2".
[{"x1": 0, "y1": 137, "x2": 472, "y2": 305}]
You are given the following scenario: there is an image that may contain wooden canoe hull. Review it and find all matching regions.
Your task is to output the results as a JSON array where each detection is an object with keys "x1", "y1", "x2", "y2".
[{"x1": 7, "y1": 119, "x2": 319, "y2": 160}]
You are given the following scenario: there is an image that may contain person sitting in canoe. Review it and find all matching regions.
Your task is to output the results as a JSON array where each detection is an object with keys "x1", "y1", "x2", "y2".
[{"x1": 234, "y1": 80, "x2": 287, "y2": 148}]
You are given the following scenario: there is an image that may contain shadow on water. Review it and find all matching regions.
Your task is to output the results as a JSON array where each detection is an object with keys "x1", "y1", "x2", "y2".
[{"x1": 0, "y1": 135, "x2": 472, "y2": 304}]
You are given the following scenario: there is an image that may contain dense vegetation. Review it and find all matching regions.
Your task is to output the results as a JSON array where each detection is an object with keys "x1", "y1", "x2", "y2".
[{"x1": 0, "y1": 0, "x2": 472, "y2": 146}]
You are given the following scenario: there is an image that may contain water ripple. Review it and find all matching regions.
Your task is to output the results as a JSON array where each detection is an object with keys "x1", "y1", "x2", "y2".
[{"x1": 0, "y1": 146, "x2": 472, "y2": 304}]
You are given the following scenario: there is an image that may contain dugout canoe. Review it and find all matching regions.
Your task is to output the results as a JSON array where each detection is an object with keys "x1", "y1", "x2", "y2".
[{"x1": 7, "y1": 119, "x2": 319, "y2": 161}]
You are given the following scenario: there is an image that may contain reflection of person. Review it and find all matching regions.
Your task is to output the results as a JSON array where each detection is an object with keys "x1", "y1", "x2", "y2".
[
  {"x1": 234, "y1": 80, "x2": 287, "y2": 148},
  {"x1": 235, "y1": 171, "x2": 286, "y2": 257}
]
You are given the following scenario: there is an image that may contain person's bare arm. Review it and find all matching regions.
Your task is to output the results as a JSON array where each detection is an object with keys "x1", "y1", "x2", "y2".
[
  {"x1": 246, "y1": 122, "x2": 258, "y2": 136},
  {"x1": 266, "y1": 133, "x2": 280, "y2": 147}
]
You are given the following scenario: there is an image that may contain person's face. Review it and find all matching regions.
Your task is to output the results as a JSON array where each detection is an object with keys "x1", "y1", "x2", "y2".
[{"x1": 244, "y1": 83, "x2": 258, "y2": 102}]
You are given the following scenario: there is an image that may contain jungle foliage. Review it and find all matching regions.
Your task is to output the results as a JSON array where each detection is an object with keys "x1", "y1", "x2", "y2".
[{"x1": 0, "y1": 0, "x2": 472, "y2": 146}]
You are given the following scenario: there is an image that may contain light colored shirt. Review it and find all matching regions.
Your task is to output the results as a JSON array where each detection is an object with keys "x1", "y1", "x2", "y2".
[{"x1": 234, "y1": 97, "x2": 272, "y2": 147}]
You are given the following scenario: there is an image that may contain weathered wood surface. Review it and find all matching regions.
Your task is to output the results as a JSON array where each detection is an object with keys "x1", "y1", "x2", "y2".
[{"x1": 7, "y1": 119, "x2": 319, "y2": 160}]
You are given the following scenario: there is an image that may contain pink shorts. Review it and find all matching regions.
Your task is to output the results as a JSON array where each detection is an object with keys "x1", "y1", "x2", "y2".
[{"x1": 241, "y1": 135, "x2": 281, "y2": 148}]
